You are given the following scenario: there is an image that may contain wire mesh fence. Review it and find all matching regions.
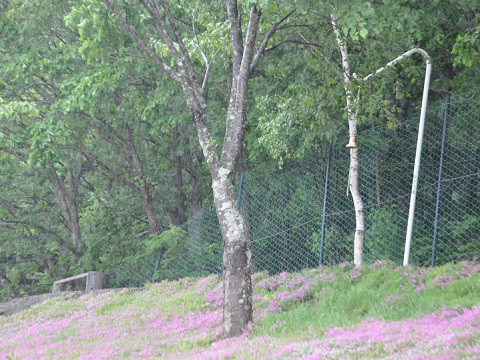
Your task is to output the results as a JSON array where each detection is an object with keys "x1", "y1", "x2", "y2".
[{"x1": 109, "y1": 92, "x2": 479, "y2": 287}]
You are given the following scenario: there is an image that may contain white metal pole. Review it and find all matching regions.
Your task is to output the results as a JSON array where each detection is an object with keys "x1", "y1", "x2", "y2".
[
  {"x1": 355, "y1": 48, "x2": 431, "y2": 266},
  {"x1": 403, "y1": 60, "x2": 432, "y2": 266}
]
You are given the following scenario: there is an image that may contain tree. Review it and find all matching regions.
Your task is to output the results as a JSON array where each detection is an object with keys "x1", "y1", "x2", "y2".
[
  {"x1": 0, "y1": 0, "x2": 207, "y2": 296},
  {"x1": 329, "y1": 12, "x2": 364, "y2": 266},
  {"x1": 0, "y1": 99, "x2": 86, "y2": 297},
  {"x1": 98, "y1": 0, "x2": 294, "y2": 336},
  {"x1": 249, "y1": 0, "x2": 480, "y2": 266},
  {"x1": 0, "y1": 0, "x2": 88, "y2": 273}
]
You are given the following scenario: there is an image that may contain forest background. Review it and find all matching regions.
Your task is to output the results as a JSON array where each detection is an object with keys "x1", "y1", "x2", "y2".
[{"x1": 0, "y1": 0, "x2": 479, "y2": 306}]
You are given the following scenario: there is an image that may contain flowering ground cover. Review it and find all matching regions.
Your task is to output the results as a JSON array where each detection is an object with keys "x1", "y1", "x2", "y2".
[{"x1": 1, "y1": 261, "x2": 479, "y2": 359}]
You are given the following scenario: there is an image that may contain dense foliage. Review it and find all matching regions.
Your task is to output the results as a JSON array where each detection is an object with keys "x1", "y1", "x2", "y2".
[{"x1": 1, "y1": 0, "x2": 479, "y2": 301}]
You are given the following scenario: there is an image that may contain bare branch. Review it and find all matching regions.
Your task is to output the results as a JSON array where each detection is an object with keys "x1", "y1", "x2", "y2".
[
  {"x1": 192, "y1": 11, "x2": 211, "y2": 92},
  {"x1": 294, "y1": 31, "x2": 337, "y2": 68},
  {"x1": 139, "y1": 0, "x2": 183, "y2": 67},
  {"x1": 79, "y1": 111, "x2": 127, "y2": 156},
  {"x1": 250, "y1": 9, "x2": 295, "y2": 74},
  {"x1": 71, "y1": 134, "x2": 138, "y2": 193},
  {"x1": 158, "y1": 0, "x2": 197, "y2": 84},
  {"x1": 103, "y1": 0, "x2": 181, "y2": 83},
  {"x1": 61, "y1": 0, "x2": 71, "y2": 13}
]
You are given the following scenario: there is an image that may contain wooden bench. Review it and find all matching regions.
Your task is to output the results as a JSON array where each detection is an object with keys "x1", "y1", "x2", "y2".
[{"x1": 52, "y1": 272, "x2": 107, "y2": 293}]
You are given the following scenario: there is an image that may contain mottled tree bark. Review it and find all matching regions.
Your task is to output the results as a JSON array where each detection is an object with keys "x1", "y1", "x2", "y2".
[
  {"x1": 211, "y1": 168, "x2": 253, "y2": 334},
  {"x1": 104, "y1": 0, "x2": 293, "y2": 337}
]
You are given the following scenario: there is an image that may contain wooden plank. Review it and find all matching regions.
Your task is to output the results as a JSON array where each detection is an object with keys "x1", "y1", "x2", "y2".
[
  {"x1": 53, "y1": 273, "x2": 88, "y2": 285},
  {"x1": 52, "y1": 272, "x2": 107, "y2": 293}
]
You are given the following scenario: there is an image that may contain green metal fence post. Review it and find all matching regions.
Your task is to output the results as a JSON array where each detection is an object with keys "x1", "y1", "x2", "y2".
[
  {"x1": 319, "y1": 143, "x2": 332, "y2": 266},
  {"x1": 431, "y1": 94, "x2": 451, "y2": 266}
]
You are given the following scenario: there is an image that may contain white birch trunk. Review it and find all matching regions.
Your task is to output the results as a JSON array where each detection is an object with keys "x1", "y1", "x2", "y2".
[{"x1": 331, "y1": 14, "x2": 365, "y2": 266}]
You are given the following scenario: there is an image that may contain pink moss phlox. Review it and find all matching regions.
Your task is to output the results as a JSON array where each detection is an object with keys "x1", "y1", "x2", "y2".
[
  {"x1": 370, "y1": 259, "x2": 389, "y2": 270},
  {"x1": 385, "y1": 294, "x2": 404, "y2": 304},
  {"x1": 275, "y1": 307, "x2": 480, "y2": 359},
  {"x1": 1, "y1": 263, "x2": 479, "y2": 359},
  {"x1": 204, "y1": 284, "x2": 223, "y2": 308},
  {"x1": 265, "y1": 299, "x2": 282, "y2": 313}
]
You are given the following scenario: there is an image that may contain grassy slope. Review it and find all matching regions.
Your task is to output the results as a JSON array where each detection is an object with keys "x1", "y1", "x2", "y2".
[{"x1": 1, "y1": 261, "x2": 479, "y2": 359}]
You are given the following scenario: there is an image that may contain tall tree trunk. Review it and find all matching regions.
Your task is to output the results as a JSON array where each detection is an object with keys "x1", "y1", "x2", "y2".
[
  {"x1": 48, "y1": 153, "x2": 84, "y2": 261},
  {"x1": 211, "y1": 168, "x2": 253, "y2": 336},
  {"x1": 191, "y1": 106, "x2": 254, "y2": 336},
  {"x1": 187, "y1": 151, "x2": 203, "y2": 215},
  {"x1": 66, "y1": 156, "x2": 82, "y2": 253},
  {"x1": 125, "y1": 124, "x2": 162, "y2": 235},
  {"x1": 169, "y1": 126, "x2": 188, "y2": 226},
  {"x1": 183, "y1": 116, "x2": 205, "y2": 215},
  {"x1": 348, "y1": 147, "x2": 365, "y2": 266},
  {"x1": 68, "y1": 192, "x2": 82, "y2": 255},
  {"x1": 139, "y1": 184, "x2": 161, "y2": 234},
  {"x1": 104, "y1": 0, "x2": 293, "y2": 337},
  {"x1": 184, "y1": 132, "x2": 204, "y2": 249},
  {"x1": 331, "y1": 14, "x2": 365, "y2": 266}
]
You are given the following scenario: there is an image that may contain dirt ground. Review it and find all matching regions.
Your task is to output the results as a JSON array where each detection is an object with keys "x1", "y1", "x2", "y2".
[
  {"x1": 0, "y1": 291, "x2": 85, "y2": 316},
  {"x1": 0, "y1": 288, "x2": 142, "y2": 317}
]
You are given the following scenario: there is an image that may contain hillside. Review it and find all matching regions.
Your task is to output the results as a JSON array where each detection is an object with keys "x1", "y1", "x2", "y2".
[
  {"x1": 1, "y1": 261, "x2": 479, "y2": 359},
  {"x1": 2, "y1": 0, "x2": 480, "y2": 306}
]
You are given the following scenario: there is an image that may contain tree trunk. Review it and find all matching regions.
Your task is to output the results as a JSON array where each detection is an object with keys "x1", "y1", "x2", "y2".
[
  {"x1": 125, "y1": 124, "x2": 162, "y2": 235},
  {"x1": 68, "y1": 196, "x2": 82, "y2": 256},
  {"x1": 190, "y1": 106, "x2": 254, "y2": 336},
  {"x1": 140, "y1": 185, "x2": 161, "y2": 234},
  {"x1": 332, "y1": 14, "x2": 365, "y2": 266},
  {"x1": 104, "y1": 0, "x2": 293, "y2": 337},
  {"x1": 349, "y1": 147, "x2": 365, "y2": 266},
  {"x1": 187, "y1": 151, "x2": 203, "y2": 215},
  {"x1": 184, "y1": 132, "x2": 204, "y2": 249},
  {"x1": 169, "y1": 126, "x2": 188, "y2": 226},
  {"x1": 66, "y1": 155, "x2": 82, "y2": 254},
  {"x1": 48, "y1": 153, "x2": 84, "y2": 261},
  {"x1": 211, "y1": 170, "x2": 252, "y2": 336}
]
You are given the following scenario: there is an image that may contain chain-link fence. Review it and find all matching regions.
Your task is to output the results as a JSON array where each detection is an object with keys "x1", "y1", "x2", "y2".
[{"x1": 109, "y1": 92, "x2": 479, "y2": 287}]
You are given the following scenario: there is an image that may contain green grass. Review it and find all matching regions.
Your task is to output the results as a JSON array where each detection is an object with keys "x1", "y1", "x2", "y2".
[
  {"x1": 256, "y1": 261, "x2": 480, "y2": 338},
  {"x1": 1, "y1": 261, "x2": 479, "y2": 359}
]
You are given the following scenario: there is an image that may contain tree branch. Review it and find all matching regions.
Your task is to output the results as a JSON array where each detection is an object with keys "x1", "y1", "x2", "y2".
[
  {"x1": 250, "y1": 9, "x2": 295, "y2": 74},
  {"x1": 221, "y1": 5, "x2": 261, "y2": 170},
  {"x1": 159, "y1": 0, "x2": 198, "y2": 86},
  {"x1": 331, "y1": 13, "x2": 351, "y2": 90},
  {"x1": 226, "y1": 0, "x2": 244, "y2": 77},
  {"x1": 103, "y1": 0, "x2": 181, "y2": 83},
  {"x1": 192, "y1": 11, "x2": 211, "y2": 92},
  {"x1": 72, "y1": 134, "x2": 139, "y2": 193}
]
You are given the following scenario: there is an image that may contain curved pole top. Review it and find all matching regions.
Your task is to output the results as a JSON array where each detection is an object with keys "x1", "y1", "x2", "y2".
[{"x1": 358, "y1": 48, "x2": 431, "y2": 82}]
